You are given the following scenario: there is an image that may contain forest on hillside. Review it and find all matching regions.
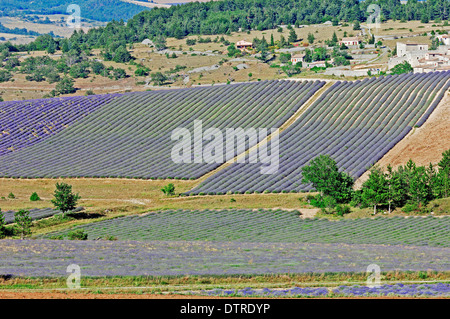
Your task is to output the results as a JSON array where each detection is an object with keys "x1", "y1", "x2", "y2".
[{"x1": 0, "y1": 0, "x2": 146, "y2": 22}]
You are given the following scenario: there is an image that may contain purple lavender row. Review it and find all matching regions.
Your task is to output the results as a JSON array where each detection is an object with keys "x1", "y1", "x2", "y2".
[{"x1": 0, "y1": 94, "x2": 123, "y2": 157}]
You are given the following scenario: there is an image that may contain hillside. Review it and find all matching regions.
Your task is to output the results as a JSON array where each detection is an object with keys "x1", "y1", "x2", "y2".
[
  {"x1": 0, "y1": 0, "x2": 147, "y2": 22},
  {"x1": 355, "y1": 90, "x2": 450, "y2": 187},
  {"x1": 190, "y1": 72, "x2": 450, "y2": 194}
]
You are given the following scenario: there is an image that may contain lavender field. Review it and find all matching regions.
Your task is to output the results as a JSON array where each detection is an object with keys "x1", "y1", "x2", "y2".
[
  {"x1": 199, "y1": 283, "x2": 450, "y2": 297},
  {"x1": 189, "y1": 71, "x2": 450, "y2": 194},
  {"x1": 0, "y1": 94, "x2": 122, "y2": 157},
  {"x1": 0, "y1": 80, "x2": 324, "y2": 179},
  {"x1": 0, "y1": 240, "x2": 448, "y2": 277},
  {"x1": 43, "y1": 209, "x2": 450, "y2": 247}
]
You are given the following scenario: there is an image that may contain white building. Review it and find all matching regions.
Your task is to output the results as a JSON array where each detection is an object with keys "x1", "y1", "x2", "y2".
[
  {"x1": 396, "y1": 42, "x2": 428, "y2": 57},
  {"x1": 437, "y1": 34, "x2": 450, "y2": 46},
  {"x1": 339, "y1": 37, "x2": 361, "y2": 47},
  {"x1": 303, "y1": 61, "x2": 327, "y2": 69},
  {"x1": 291, "y1": 53, "x2": 305, "y2": 65}
]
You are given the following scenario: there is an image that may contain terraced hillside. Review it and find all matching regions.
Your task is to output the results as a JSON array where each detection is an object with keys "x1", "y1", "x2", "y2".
[
  {"x1": 189, "y1": 71, "x2": 450, "y2": 194},
  {"x1": 0, "y1": 80, "x2": 324, "y2": 179}
]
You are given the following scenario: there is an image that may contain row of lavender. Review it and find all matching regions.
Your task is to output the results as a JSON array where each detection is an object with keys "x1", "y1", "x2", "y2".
[
  {"x1": 0, "y1": 94, "x2": 122, "y2": 157},
  {"x1": 1, "y1": 239, "x2": 448, "y2": 277},
  {"x1": 0, "y1": 80, "x2": 325, "y2": 179},
  {"x1": 188, "y1": 71, "x2": 450, "y2": 195},
  {"x1": 42, "y1": 209, "x2": 450, "y2": 247}
]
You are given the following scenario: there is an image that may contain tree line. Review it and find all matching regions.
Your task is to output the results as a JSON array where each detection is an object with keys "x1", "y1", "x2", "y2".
[{"x1": 2, "y1": 0, "x2": 450, "y2": 56}]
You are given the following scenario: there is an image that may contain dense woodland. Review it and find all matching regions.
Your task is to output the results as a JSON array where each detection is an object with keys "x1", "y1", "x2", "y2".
[
  {"x1": 0, "y1": 0, "x2": 145, "y2": 22},
  {"x1": 0, "y1": 0, "x2": 449, "y2": 55}
]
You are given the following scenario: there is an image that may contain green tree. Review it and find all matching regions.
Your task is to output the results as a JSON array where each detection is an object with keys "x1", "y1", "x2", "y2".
[
  {"x1": 151, "y1": 72, "x2": 168, "y2": 86},
  {"x1": 30, "y1": 192, "x2": 40, "y2": 201},
  {"x1": 301, "y1": 154, "x2": 354, "y2": 203},
  {"x1": 353, "y1": 20, "x2": 361, "y2": 30},
  {"x1": 0, "y1": 69, "x2": 12, "y2": 82},
  {"x1": 307, "y1": 32, "x2": 315, "y2": 44},
  {"x1": 279, "y1": 35, "x2": 287, "y2": 48},
  {"x1": 54, "y1": 76, "x2": 76, "y2": 95},
  {"x1": 113, "y1": 68, "x2": 127, "y2": 80},
  {"x1": 391, "y1": 61, "x2": 412, "y2": 74},
  {"x1": 14, "y1": 209, "x2": 32, "y2": 239},
  {"x1": 288, "y1": 28, "x2": 298, "y2": 43},
  {"x1": 51, "y1": 182, "x2": 81, "y2": 214},
  {"x1": 154, "y1": 34, "x2": 167, "y2": 51},
  {"x1": 113, "y1": 45, "x2": 132, "y2": 63},
  {"x1": 438, "y1": 149, "x2": 450, "y2": 197},
  {"x1": 161, "y1": 183, "x2": 175, "y2": 196},
  {"x1": 227, "y1": 44, "x2": 239, "y2": 57},
  {"x1": 331, "y1": 32, "x2": 338, "y2": 46},
  {"x1": 0, "y1": 209, "x2": 6, "y2": 239},
  {"x1": 361, "y1": 166, "x2": 389, "y2": 214}
]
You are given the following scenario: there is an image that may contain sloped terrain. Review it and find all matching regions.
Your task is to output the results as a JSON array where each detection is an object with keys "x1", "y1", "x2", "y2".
[
  {"x1": 189, "y1": 72, "x2": 450, "y2": 194},
  {"x1": 0, "y1": 80, "x2": 324, "y2": 179}
]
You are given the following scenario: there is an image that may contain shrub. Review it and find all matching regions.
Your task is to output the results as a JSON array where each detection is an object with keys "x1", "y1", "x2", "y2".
[
  {"x1": 49, "y1": 235, "x2": 64, "y2": 240},
  {"x1": 67, "y1": 229, "x2": 88, "y2": 240},
  {"x1": 7, "y1": 192, "x2": 15, "y2": 199},
  {"x1": 30, "y1": 192, "x2": 41, "y2": 201},
  {"x1": 161, "y1": 183, "x2": 175, "y2": 196},
  {"x1": 335, "y1": 204, "x2": 351, "y2": 216}
]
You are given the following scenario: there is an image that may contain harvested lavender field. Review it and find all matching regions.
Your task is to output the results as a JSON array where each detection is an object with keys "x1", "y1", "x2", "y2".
[{"x1": 0, "y1": 240, "x2": 449, "y2": 277}]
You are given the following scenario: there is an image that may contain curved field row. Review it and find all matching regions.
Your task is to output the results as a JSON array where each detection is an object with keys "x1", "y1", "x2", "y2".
[
  {"x1": 189, "y1": 71, "x2": 450, "y2": 195},
  {"x1": 43, "y1": 209, "x2": 450, "y2": 247},
  {"x1": 0, "y1": 94, "x2": 122, "y2": 157},
  {"x1": 0, "y1": 80, "x2": 325, "y2": 179}
]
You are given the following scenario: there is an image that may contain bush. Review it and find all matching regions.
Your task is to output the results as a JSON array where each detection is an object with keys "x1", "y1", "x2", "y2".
[
  {"x1": 161, "y1": 183, "x2": 175, "y2": 196},
  {"x1": 335, "y1": 204, "x2": 351, "y2": 216},
  {"x1": 7, "y1": 192, "x2": 15, "y2": 199},
  {"x1": 67, "y1": 229, "x2": 88, "y2": 240},
  {"x1": 30, "y1": 192, "x2": 41, "y2": 201}
]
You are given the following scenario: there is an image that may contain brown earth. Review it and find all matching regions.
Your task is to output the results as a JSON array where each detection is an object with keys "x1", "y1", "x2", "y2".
[{"x1": 355, "y1": 90, "x2": 450, "y2": 188}]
